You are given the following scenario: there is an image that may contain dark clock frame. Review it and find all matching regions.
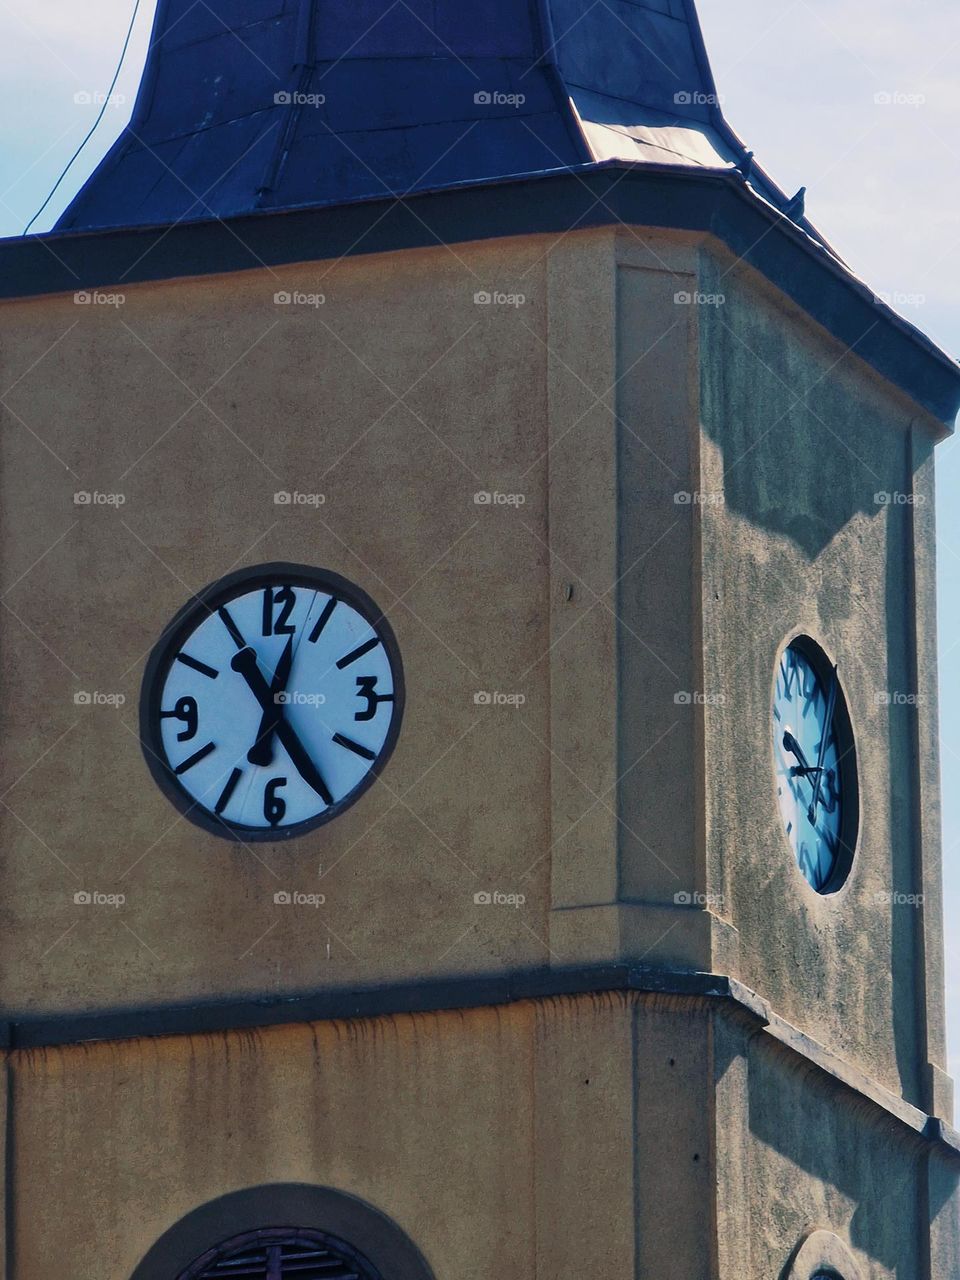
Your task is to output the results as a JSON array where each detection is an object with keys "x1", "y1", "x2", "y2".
[
  {"x1": 775, "y1": 633, "x2": 860, "y2": 895},
  {"x1": 139, "y1": 562, "x2": 406, "y2": 842}
]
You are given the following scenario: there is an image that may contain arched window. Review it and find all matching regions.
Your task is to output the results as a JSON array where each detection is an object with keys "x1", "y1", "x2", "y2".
[{"x1": 177, "y1": 1228, "x2": 382, "y2": 1280}]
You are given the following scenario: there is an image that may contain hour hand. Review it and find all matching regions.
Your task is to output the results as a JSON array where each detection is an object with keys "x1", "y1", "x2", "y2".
[
  {"x1": 248, "y1": 637, "x2": 293, "y2": 766},
  {"x1": 782, "y1": 730, "x2": 815, "y2": 776}
]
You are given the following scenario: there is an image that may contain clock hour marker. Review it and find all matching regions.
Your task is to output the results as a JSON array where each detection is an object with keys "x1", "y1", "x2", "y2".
[
  {"x1": 175, "y1": 741, "x2": 216, "y2": 775},
  {"x1": 177, "y1": 653, "x2": 219, "y2": 679},
  {"x1": 336, "y1": 637, "x2": 379, "y2": 669},
  {"x1": 214, "y1": 766, "x2": 243, "y2": 816},
  {"x1": 309, "y1": 596, "x2": 338, "y2": 643},
  {"x1": 218, "y1": 606, "x2": 246, "y2": 650},
  {"x1": 333, "y1": 732, "x2": 377, "y2": 761}
]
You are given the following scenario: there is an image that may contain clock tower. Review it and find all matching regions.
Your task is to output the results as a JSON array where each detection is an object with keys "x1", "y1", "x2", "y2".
[{"x1": 0, "y1": 1, "x2": 958, "y2": 1277}]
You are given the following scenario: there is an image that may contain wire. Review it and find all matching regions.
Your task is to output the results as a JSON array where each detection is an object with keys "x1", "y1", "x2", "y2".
[{"x1": 23, "y1": 0, "x2": 143, "y2": 235}]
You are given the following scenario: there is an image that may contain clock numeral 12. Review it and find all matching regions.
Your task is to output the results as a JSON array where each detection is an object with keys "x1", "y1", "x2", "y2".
[{"x1": 262, "y1": 586, "x2": 296, "y2": 637}]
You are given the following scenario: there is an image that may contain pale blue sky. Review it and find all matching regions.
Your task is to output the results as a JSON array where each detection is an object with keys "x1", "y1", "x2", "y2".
[{"x1": 0, "y1": 0, "x2": 958, "y2": 1087}]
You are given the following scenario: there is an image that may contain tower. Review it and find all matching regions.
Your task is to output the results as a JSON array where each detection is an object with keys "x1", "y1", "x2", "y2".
[{"x1": 1, "y1": 0, "x2": 958, "y2": 1277}]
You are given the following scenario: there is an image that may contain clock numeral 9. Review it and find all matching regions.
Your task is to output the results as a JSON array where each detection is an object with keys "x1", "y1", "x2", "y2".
[
  {"x1": 264, "y1": 777, "x2": 288, "y2": 826},
  {"x1": 262, "y1": 586, "x2": 296, "y2": 637},
  {"x1": 161, "y1": 696, "x2": 199, "y2": 742}
]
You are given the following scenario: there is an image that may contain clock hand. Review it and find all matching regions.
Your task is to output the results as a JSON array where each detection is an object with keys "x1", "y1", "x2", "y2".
[
  {"x1": 231, "y1": 647, "x2": 333, "y2": 806},
  {"x1": 247, "y1": 636, "x2": 294, "y2": 766},
  {"x1": 782, "y1": 730, "x2": 816, "y2": 776},
  {"x1": 808, "y1": 665, "x2": 839, "y2": 826}
]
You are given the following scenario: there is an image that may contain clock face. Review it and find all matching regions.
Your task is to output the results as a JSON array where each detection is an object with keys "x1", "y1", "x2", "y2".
[
  {"x1": 141, "y1": 565, "x2": 404, "y2": 840},
  {"x1": 773, "y1": 638, "x2": 857, "y2": 893}
]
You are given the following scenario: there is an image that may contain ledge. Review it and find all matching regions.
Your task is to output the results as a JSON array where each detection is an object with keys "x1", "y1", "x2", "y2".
[
  {"x1": 2, "y1": 962, "x2": 956, "y2": 1159},
  {"x1": 1, "y1": 165, "x2": 957, "y2": 427}
]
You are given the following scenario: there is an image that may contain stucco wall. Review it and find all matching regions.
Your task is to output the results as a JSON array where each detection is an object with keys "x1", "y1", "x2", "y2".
[
  {"x1": 696, "y1": 243, "x2": 945, "y2": 1110},
  {"x1": 5, "y1": 993, "x2": 947, "y2": 1280}
]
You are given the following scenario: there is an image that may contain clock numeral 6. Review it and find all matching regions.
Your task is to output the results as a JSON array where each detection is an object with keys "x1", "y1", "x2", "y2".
[
  {"x1": 161, "y1": 695, "x2": 199, "y2": 742},
  {"x1": 262, "y1": 586, "x2": 296, "y2": 637},
  {"x1": 264, "y1": 776, "x2": 288, "y2": 826}
]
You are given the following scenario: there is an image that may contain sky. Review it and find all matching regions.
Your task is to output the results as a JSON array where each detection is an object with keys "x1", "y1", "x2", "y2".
[{"x1": 0, "y1": 0, "x2": 958, "y2": 1085}]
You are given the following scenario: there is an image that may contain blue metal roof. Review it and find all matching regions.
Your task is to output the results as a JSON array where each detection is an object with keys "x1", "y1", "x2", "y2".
[{"x1": 55, "y1": 0, "x2": 825, "y2": 242}]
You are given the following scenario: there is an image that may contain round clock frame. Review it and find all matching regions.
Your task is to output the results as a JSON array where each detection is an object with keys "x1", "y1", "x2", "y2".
[
  {"x1": 772, "y1": 633, "x2": 859, "y2": 895},
  {"x1": 139, "y1": 563, "x2": 405, "y2": 841}
]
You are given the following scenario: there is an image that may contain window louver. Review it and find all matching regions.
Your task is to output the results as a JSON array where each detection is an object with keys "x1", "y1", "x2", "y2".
[{"x1": 181, "y1": 1230, "x2": 380, "y2": 1280}]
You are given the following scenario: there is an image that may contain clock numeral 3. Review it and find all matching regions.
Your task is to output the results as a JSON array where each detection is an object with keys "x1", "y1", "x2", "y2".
[
  {"x1": 264, "y1": 776, "x2": 288, "y2": 826},
  {"x1": 262, "y1": 586, "x2": 297, "y2": 637}
]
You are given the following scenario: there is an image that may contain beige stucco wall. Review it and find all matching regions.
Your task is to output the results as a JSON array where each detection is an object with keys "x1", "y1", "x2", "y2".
[
  {"x1": 4, "y1": 992, "x2": 948, "y2": 1280},
  {"x1": 0, "y1": 222, "x2": 947, "y2": 1123}
]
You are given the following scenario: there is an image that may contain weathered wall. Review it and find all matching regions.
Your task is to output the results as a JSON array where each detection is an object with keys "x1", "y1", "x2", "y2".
[
  {"x1": 0, "y1": 231, "x2": 590, "y2": 1016},
  {"x1": 8, "y1": 995, "x2": 637, "y2": 1280},
  {"x1": 5, "y1": 993, "x2": 946, "y2": 1280},
  {"x1": 695, "y1": 243, "x2": 946, "y2": 1111}
]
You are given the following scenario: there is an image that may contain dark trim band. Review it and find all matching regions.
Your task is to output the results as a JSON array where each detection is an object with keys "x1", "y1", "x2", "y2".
[
  {"x1": 2, "y1": 962, "x2": 958, "y2": 1159},
  {"x1": 2, "y1": 165, "x2": 957, "y2": 426}
]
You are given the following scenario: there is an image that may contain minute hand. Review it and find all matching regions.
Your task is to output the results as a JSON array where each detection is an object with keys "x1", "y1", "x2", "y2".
[
  {"x1": 808, "y1": 665, "x2": 839, "y2": 825},
  {"x1": 231, "y1": 647, "x2": 333, "y2": 806}
]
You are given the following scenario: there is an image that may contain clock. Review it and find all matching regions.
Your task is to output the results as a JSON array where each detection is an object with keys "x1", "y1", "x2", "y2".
[
  {"x1": 773, "y1": 636, "x2": 858, "y2": 893},
  {"x1": 140, "y1": 564, "x2": 404, "y2": 840}
]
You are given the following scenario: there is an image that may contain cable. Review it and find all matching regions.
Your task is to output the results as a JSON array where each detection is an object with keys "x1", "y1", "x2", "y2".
[{"x1": 23, "y1": 0, "x2": 143, "y2": 235}]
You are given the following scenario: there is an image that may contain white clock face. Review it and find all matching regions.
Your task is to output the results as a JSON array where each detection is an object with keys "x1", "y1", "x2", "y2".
[
  {"x1": 773, "y1": 638, "x2": 856, "y2": 892},
  {"x1": 142, "y1": 566, "x2": 403, "y2": 839}
]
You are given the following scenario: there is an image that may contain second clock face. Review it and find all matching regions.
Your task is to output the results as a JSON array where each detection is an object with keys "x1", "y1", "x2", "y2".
[
  {"x1": 773, "y1": 637, "x2": 856, "y2": 893},
  {"x1": 141, "y1": 566, "x2": 403, "y2": 839}
]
